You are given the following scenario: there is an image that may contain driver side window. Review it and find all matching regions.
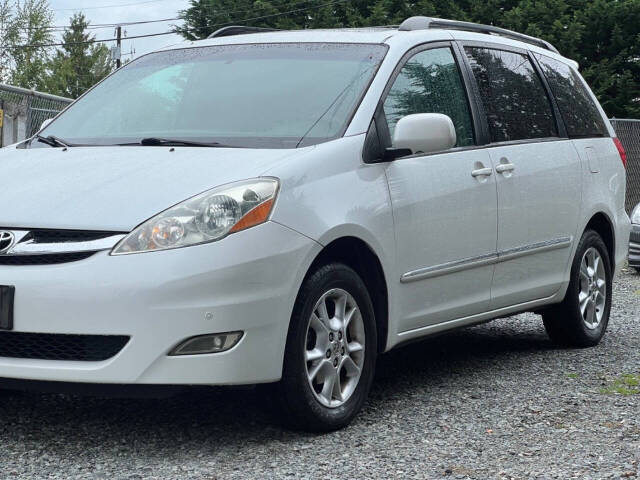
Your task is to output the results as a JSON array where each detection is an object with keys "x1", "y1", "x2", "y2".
[{"x1": 383, "y1": 47, "x2": 475, "y2": 147}]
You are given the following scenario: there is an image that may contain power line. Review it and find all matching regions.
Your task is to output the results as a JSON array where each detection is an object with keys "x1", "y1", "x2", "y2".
[
  {"x1": 47, "y1": 0, "x2": 344, "y2": 30},
  {"x1": 1, "y1": 30, "x2": 178, "y2": 49},
  {"x1": 52, "y1": 0, "x2": 177, "y2": 12},
  {"x1": 4, "y1": 0, "x2": 351, "y2": 50},
  {"x1": 30, "y1": 0, "x2": 349, "y2": 32},
  {"x1": 43, "y1": 17, "x2": 183, "y2": 31},
  {"x1": 188, "y1": 0, "x2": 351, "y2": 29},
  {"x1": 175, "y1": 0, "x2": 335, "y2": 18}
]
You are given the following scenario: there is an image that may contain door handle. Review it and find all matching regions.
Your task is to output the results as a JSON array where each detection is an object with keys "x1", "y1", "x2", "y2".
[
  {"x1": 495, "y1": 163, "x2": 515, "y2": 174},
  {"x1": 471, "y1": 167, "x2": 493, "y2": 178}
]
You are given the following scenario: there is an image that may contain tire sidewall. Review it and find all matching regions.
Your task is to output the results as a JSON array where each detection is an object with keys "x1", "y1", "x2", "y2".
[
  {"x1": 566, "y1": 231, "x2": 613, "y2": 344},
  {"x1": 282, "y1": 263, "x2": 377, "y2": 430}
]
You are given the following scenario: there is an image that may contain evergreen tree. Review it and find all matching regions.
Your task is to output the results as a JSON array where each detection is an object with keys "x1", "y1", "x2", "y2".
[
  {"x1": 577, "y1": 0, "x2": 640, "y2": 117},
  {"x1": 44, "y1": 13, "x2": 114, "y2": 99}
]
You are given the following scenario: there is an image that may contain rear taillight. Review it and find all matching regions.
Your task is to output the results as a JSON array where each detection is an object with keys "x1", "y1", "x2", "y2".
[{"x1": 613, "y1": 137, "x2": 627, "y2": 168}]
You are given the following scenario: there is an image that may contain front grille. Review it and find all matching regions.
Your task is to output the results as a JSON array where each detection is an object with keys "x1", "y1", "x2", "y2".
[
  {"x1": 28, "y1": 229, "x2": 121, "y2": 243},
  {"x1": 0, "y1": 332, "x2": 129, "y2": 361},
  {"x1": 0, "y1": 252, "x2": 96, "y2": 265},
  {"x1": 0, "y1": 228, "x2": 125, "y2": 266}
]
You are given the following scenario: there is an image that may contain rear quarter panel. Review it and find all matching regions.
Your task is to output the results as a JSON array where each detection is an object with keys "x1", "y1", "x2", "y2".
[
  {"x1": 573, "y1": 135, "x2": 630, "y2": 276},
  {"x1": 572, "y1": 71, "x2": 629, "y2": 276}
]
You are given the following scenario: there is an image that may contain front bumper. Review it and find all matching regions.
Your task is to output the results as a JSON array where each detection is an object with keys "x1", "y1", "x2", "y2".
[
  {"x1": 630, "y1": 224, "x2": 640, "y2": 268},
  {"x1": 0, "y1": 221, "x2": 320, "y2": 385}
]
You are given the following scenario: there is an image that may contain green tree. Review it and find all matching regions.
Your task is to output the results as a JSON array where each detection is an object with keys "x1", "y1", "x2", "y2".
[
  {"x1": 576, "y1": 0, "x2": 640, "y2": 117},
  {"x1": 0, "y1": 0, "x2": 15, "y2": 82},
  {"x1": 9, "y1": 0, "x2": 54, "y2": 90},
  {"x1": 44, "y1": 13, "x2": 114, "y2": 98}
]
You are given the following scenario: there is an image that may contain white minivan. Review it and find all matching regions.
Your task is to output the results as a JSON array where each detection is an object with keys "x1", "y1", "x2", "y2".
[{"x1": 0, "y1": 17, "x2": 631, "y2": 431}]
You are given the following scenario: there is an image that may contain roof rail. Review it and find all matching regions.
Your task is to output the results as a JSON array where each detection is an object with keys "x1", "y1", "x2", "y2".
[
  {"x1": 398, "y1": 16, "x2": 559, "y2": 54},
  {"x1": 207, "y1": 26, "x2": 279, "y2": 39}
]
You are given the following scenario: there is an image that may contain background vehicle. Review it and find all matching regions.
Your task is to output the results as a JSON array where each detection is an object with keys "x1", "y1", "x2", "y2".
[{"x1": 0, "y1": 17, "x2": 630, "y2": 431}]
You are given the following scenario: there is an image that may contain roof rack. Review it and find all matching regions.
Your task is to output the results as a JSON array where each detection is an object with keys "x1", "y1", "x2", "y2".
[
  {"x1": 398, "y1": 16, "x2": 559, "y2": 54},
  {"x1": 208, "y1": 26, "x2": 279, "y2": 39}
]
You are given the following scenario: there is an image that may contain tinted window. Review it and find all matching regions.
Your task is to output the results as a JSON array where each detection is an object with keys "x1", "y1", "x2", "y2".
[
  {"x1": 534, "y1": 54, "x2": 608, "y2": 138},
  {"x1": 383, "y1": 47, "x2": 474, "y2": 147},
  {"x1": 465, "y1": 47, "x2": 557, "y2": 142},
  {"x1": 39, "y1": 43, "x2": 387, "y2": 149}
]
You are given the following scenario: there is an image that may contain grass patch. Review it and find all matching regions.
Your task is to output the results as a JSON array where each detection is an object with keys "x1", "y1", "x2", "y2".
[
  {"x1": 600, "y1": 374, "x2": 640, "y2": 395},
  {"x1": 567, "y1": 373, "x2": 579, "y2": 379}
]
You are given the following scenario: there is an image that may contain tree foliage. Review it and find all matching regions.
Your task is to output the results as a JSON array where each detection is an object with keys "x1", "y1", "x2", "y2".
[
  {"x1": 176, "y1": 0, "x2": 640, "y2": 117},
  {"x1": 0, "y1": 2, "x2": 115, "y2": 98},
  {"x1": 0, "y1": 0, "x2": 16, "y2": 82},
  {"x1": 44, "y1": 13, "x2": 114, "y2": 98},
  {"x1": 5, "y1": 0, "x2": 53, "y2": 90}
]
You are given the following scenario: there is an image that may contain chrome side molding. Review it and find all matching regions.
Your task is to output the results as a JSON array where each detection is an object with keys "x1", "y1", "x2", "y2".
[
  {"x1": 401, "y1": 252, "x2": 497, "y2": 283},
  {"x1": 497, "y1": 237, "x2": 572, "y2": 262},
  {"x1": 401, "y1": 236, "x2": 572, "y2": 283}
]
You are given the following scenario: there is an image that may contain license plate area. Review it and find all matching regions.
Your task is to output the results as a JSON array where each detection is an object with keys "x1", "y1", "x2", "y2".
[{"x1": 0, "y1": 286, "x2": 14, "y2": 330}]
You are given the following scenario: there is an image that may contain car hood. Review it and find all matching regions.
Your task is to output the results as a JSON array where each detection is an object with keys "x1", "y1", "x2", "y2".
[{"x1": 0, "y1": 145, "x2": 305, "y2": 231}]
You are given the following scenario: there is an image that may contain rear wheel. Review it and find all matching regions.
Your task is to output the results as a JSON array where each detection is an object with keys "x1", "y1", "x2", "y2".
[
  {"x1": 277, "y1": 263, "x2": 377, "y2": 432},
  {"x1": 543, "y1": 230, "x2": 612, "y2": 347}
]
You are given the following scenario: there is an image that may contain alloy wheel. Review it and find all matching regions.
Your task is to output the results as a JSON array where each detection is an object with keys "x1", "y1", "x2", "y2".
[
  {"x1": 304, "y1": 288, "x2": 365, "y2": 408},
  {"x1": 579, "y1": 247, "x2": 607, "y2": 330}
]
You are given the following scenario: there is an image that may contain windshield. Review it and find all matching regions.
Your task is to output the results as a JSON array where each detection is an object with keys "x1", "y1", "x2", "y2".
[{"x1": 36, "y1": 42, "x2": 387, "y2": 149}]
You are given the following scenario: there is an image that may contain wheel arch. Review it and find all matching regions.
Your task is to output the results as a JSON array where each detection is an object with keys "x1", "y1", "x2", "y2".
[
  {"x1": 304, "y1": 236, "x2": 389, "y2": 354},
  {"x1": 583, "y1": 212, "x2": 615, "y2": 270}
]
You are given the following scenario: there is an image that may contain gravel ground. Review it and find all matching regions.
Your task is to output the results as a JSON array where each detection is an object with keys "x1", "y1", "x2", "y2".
[{"x1": 1, "y1": 268, "x2": 639, "y2": 480}]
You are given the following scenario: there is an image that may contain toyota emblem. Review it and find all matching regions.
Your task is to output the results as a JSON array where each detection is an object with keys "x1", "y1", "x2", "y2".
[{"x1": 0, "y1": 231, "x2": 14, "y2": 254}]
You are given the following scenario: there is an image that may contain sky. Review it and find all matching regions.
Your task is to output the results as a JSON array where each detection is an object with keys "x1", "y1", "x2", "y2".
[{"x1": 49, "y1": 0, "x2": 191, "y2": 60}]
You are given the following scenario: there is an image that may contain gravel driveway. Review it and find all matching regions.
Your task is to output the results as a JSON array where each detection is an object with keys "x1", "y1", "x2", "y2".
[{"x1": 1, "y1": 268, "x2": 639, "y2": 480}]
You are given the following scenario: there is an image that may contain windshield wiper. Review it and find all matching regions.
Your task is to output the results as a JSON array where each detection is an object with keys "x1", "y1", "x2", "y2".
[
  {"x1": 135, "y1": 137, "x2": 231, "y2": 147},
  {"x1": 35, "y1": 134, "x2": 72, "y2": 148}
]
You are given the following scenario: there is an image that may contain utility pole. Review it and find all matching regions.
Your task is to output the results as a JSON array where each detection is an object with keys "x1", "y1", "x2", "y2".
[{"x1": 116, "y1": 25, "x2": 122, "y2": 68}]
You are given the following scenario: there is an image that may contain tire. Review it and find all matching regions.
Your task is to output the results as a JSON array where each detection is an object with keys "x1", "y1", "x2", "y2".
[
  {"x1": 635, "y1": 267, "x2": 640, "y2": 275},
  {"x1": 542, "y1": 230, "x2": 612, "y2": 347},
  {"x1": 276, "y1": 262, "x2": 377, "y2": 432}
]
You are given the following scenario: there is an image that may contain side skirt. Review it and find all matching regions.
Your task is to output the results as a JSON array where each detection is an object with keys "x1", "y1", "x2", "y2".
[{"x1": 392, "y1": 293, "x2": 560, "y2": 346}]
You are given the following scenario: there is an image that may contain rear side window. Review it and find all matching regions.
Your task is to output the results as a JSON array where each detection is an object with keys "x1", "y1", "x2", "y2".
[
  {"x1": 383, "y1": 47, "x2": 474, "y2": 147},
  {"x1": 534, "y1": 54, "x2": 608, "y2": 138},
  {"x1": 464, "y1": 47, "x2": 557, "y2": 143}
]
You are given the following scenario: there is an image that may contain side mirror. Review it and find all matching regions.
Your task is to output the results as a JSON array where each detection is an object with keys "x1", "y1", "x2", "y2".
[
  {"x1": 392, "y1": 113, "x2": 456, "y2": 155},
  {"x1": 40, "y1": 118, "x2": 54, "y2": 131}
]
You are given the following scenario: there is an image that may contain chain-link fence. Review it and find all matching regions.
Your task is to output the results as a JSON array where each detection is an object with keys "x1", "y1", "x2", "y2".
[
  {"x1": 611, "y1": 119, "x2": 640, "y2": 214},
  {"x1": 0, "y1": 84, "x2": 72, "y2": 147}
]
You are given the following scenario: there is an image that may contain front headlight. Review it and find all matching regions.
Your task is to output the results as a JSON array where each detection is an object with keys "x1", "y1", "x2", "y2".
[
  {"x1": 112, "y1": 178, "x2": 279, "y2": 255},
  {"x1": 632, "y1": 203, "x2": 640, "y2": 225}
]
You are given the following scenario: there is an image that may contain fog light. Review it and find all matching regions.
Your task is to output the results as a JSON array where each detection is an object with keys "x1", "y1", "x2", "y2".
[{"x1": 169, "y1": 331, "x2": 243, "y2": 356}]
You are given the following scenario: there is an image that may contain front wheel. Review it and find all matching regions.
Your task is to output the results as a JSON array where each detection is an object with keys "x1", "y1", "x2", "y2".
[
  {"x1": 543, "y1": 230, "x2": 612, "y2": 347},
  {"x1": 277, "y1": 263, "x2": 377, "y2": 432}
]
